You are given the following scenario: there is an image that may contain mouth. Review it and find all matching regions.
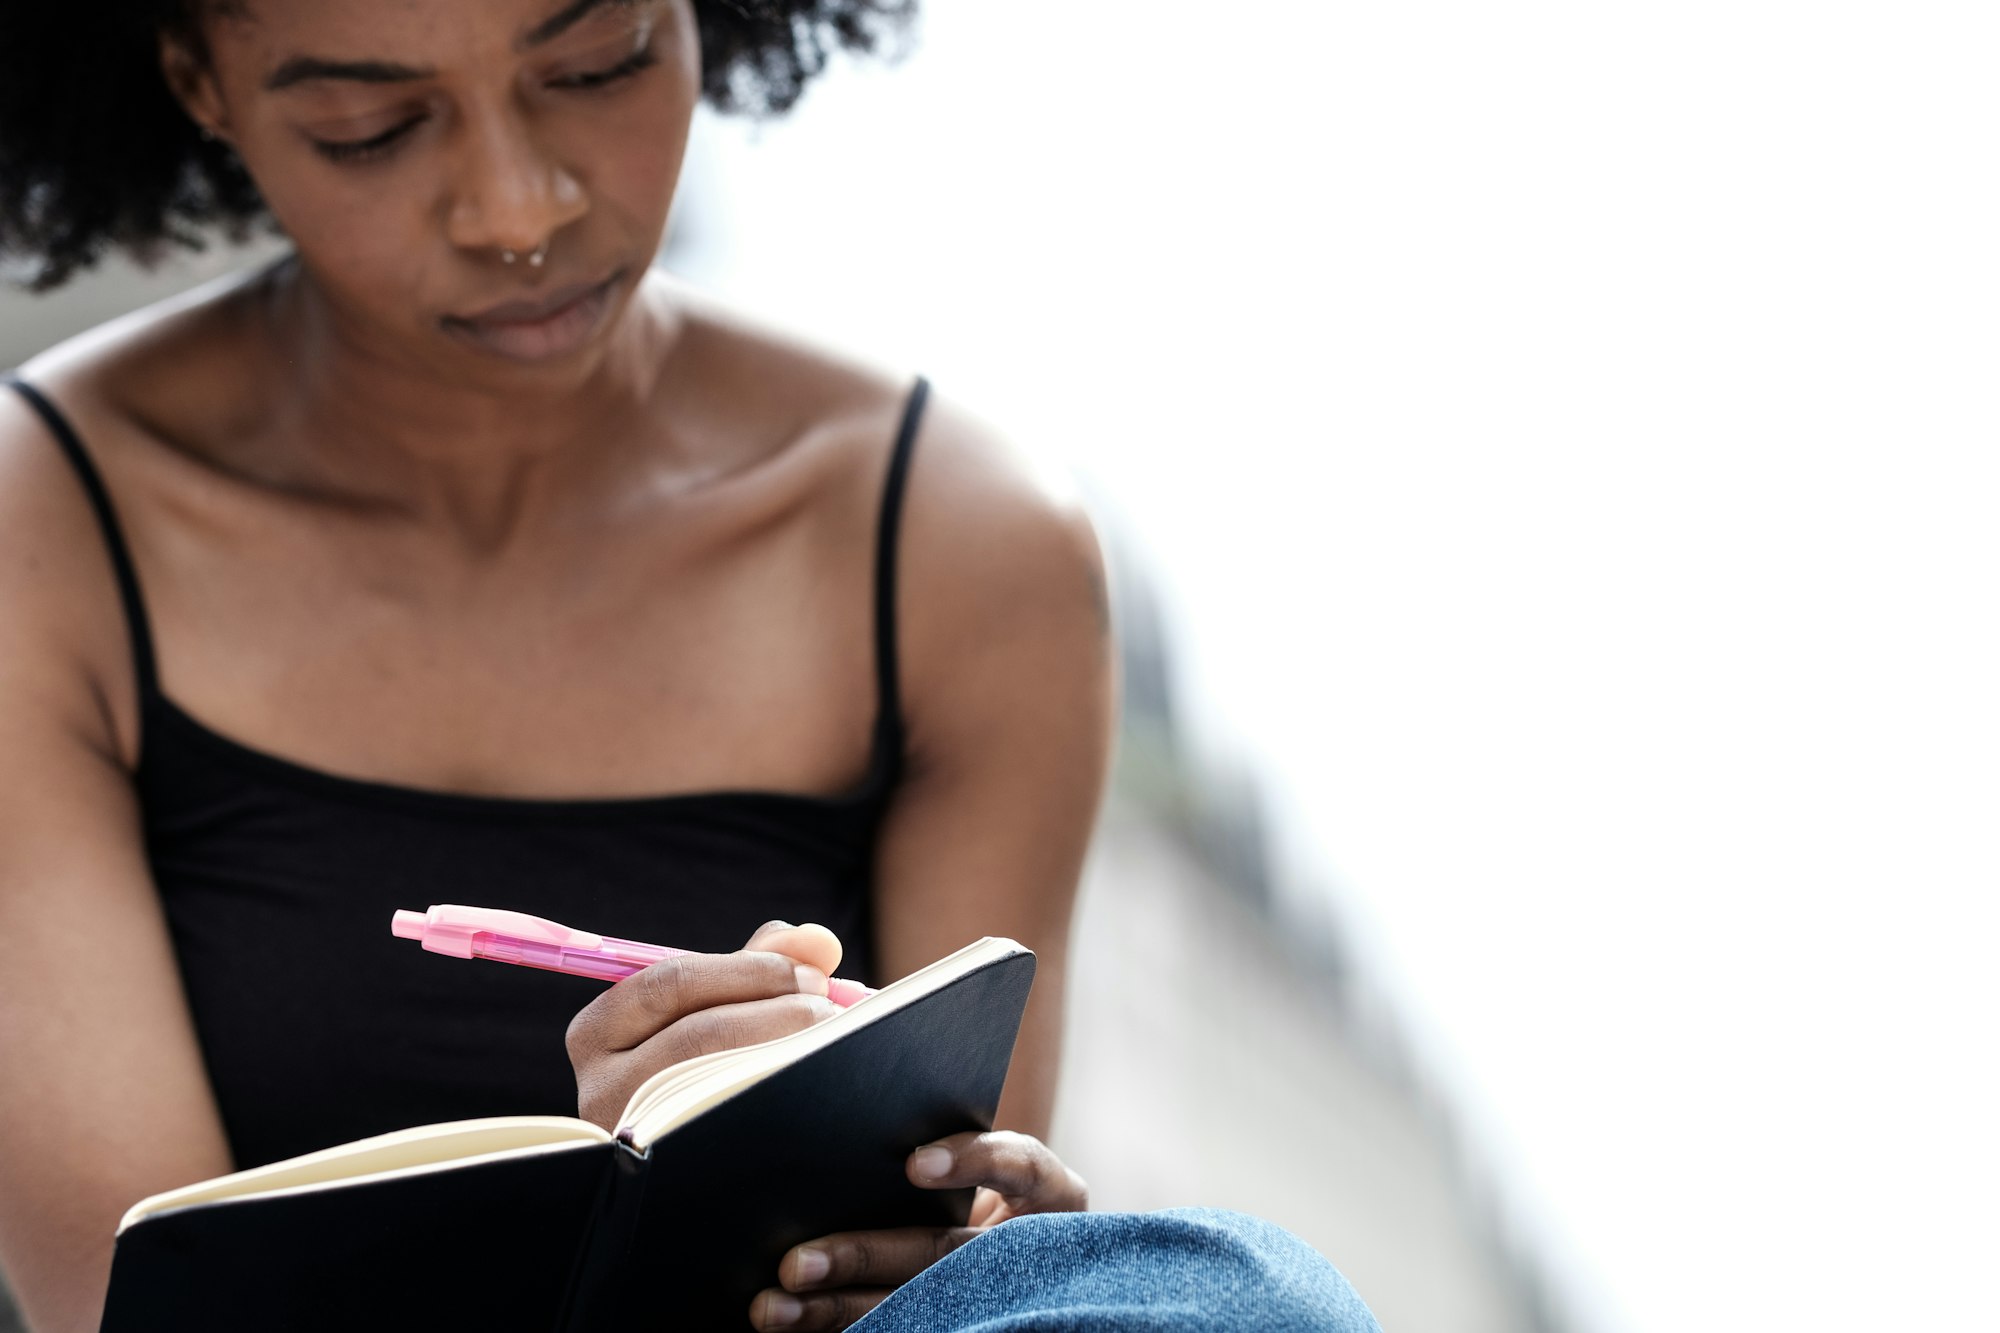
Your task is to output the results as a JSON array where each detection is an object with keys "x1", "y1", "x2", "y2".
[{"x1": 441, "y1": 266, "x2": 630, "y2": 362}]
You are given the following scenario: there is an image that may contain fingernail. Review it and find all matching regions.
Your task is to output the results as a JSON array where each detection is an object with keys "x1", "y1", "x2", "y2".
[
  {"x1": 912, "y1": 1146, "x2": 953, "y2": 1180},
  {"x1": 763, "y1": 1292, "x2": 803, "y2": 1328},
  {"x1": 794, "y1": 965, "x2": 828, "y2": 997},
  {"x1": 792, "y1": 1245, "x2": 830, "y2": 1286}
]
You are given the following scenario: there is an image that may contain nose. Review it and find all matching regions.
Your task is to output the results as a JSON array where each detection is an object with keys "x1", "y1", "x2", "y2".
[{"x1": 444, "y1": 109, "x2": 588, "y2": 259}]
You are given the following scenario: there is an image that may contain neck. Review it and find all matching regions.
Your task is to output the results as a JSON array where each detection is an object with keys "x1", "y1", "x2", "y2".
[{"x1": 257, "y1": 256, "x2": 684, "y2": 552}]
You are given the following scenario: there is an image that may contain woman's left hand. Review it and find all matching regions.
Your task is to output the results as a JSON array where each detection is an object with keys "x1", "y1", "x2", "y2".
[{"x1": 748, "y1": 1130, "x2": 1089, "y2": 1331}]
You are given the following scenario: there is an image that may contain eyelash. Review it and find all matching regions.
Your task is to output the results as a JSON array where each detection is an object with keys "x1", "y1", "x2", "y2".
[
  {"x1": 555, "y1": 46, "x2": 660, "y2": 91},
  {"x1": 312, "y1": 48, "x2": 661, "y2": 165}
]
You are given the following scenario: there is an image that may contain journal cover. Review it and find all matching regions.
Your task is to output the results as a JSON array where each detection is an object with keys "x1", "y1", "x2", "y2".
[{"x1": 98, "y1": 947, "x2": 1035, "y2": 1332}]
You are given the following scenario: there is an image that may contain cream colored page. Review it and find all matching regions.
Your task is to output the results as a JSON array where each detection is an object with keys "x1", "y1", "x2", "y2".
[{"x1": 117, "y1": 1116, "x2": 611, "y2": 1233}]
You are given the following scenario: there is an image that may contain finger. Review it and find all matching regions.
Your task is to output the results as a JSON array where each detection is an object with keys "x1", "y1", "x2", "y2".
[
  {"x1": 967, "y1": 1187, "x2": 1008, "y2": 1228},
  {"x1": 623, "y1": 991, "x2": 839, "y2": 1072},
  {"x1": 741, "y1": 920, "x2": 845, "y2": 977},
  {"x1": 750, "y1": 1286, "x2": 896, "y2": 1331},
  {"x1": 778, "y1": 1226, "x2": 983, "y2": 1292},
  {"x1": 565, "y1": 950, "x2": 824, "y2": 1055},
  {"x1": 908, "y1": 1131, "x2": 1089, "y2": 1214}
]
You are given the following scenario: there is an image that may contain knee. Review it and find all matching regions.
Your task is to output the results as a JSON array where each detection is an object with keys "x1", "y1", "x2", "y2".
[
  {"x1": 1124, "y1": 1208, "x2": 1379, "y2": 1332},
  {"x1": 975, "y1": 1208, "x2": 1382, "y2": 1332}
]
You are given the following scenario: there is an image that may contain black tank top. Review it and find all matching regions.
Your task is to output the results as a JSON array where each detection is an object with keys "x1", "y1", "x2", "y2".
[{"x1": 4, "y1": 372, "x2": 928, "y2": 1170}]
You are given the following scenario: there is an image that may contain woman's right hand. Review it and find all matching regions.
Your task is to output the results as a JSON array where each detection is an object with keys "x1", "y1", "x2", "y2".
[{"x1": 564, "y1": 921, "x2": 846, "y2": 1131}]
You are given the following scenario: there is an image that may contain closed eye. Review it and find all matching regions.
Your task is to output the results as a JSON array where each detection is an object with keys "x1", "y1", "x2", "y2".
[
  {"x1": 313, "y1": 119, "x2": 425, "y2": 164},
  {"x1": 549, "y1": 47, "x2": 660, "y2": 90},
  {"x1": 311, "y1": 48, "x2": 660, "y2": 165}
]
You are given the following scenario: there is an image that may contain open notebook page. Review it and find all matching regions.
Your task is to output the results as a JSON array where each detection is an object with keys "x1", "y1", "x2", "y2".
[{"x1": 116, "y1": 1117, "x2": 609, "y2": 1234}]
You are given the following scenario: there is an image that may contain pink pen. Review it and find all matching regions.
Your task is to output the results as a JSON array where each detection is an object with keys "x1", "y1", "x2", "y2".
[{"x1": 390, "y1": 904, "x2": 876, "y2": 1007}]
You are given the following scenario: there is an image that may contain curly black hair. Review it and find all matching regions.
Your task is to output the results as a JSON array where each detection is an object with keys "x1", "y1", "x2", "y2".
[{"x1": 0, "y1": 0, "x2": 917, "y2": 292}]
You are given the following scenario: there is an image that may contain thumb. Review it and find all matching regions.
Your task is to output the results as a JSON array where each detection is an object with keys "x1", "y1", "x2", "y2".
[{"x1": 741, "y1": 920, "x2": 844, "y2": 977}]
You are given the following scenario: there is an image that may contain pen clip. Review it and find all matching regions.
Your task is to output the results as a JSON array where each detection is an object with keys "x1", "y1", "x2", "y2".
[{"x1": 391, "y1": 904, "x2": 605, "y2": 958}]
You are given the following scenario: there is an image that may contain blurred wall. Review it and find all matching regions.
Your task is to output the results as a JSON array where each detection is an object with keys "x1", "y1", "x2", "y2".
[{"x1": 2, "y1": 239, "x2": 287, "y2": 372}]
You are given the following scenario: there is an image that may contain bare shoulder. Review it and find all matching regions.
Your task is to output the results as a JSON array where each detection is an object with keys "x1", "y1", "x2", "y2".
[
  {"x1": 0, "y1": 377, "x2": 141, "y2": 767},
  {"x1": 664, "y1": 278, "x2": 1110, "y2": 725},
  {"x1": 14, "y1": 257, "x2": 276, "y2": 426},
  {"x1": 666, "y1": 281, "x2": 1101, "y2": 564},
  {"x1": 654, "y1": 274, "x2": 919, "y2": 457},
  {"x1": 901, "y1": 386, "x2": 1106, "y2": 623},
  {"x1": 0, "y1": 266, "x2": 259, "y2": 765},
  {"x1": 888, "y1": 385, "x2": 1112, "y2": 752}
]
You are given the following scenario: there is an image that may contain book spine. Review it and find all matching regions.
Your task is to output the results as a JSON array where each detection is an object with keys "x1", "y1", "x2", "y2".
[{"x1": 552, "y1": 1137, "x2": 651, "y2": 1332}]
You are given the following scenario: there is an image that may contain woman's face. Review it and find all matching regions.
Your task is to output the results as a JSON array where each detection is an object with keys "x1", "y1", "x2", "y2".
[{"x1": 167, "y1": 0, "x2": 701, "y2": 375}]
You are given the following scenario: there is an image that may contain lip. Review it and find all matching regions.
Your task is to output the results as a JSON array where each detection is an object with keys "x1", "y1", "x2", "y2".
[{"x1": 441, "y1": 266, "x2": 629, "y2": 363}]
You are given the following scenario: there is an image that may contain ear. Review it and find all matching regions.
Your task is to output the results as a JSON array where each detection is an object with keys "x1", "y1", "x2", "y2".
[{"x1": 158, "y1": 26, "x2": 233, "y2": 144}]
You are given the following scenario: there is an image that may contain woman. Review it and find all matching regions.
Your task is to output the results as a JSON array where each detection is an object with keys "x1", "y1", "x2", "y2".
[{"x1": 0, "y1": 2, "x2": 1379, "y2": 1330}]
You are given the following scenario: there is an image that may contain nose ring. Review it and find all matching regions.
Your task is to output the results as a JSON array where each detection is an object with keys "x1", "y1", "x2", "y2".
[{"x1": 501, "y1": 244, "x2": 549, "y2": 268}]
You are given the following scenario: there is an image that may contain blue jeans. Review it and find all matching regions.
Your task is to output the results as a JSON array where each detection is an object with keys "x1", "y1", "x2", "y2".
[{"x1": 852, "y1": 1209, "x2": 1382, "y2": 1332}]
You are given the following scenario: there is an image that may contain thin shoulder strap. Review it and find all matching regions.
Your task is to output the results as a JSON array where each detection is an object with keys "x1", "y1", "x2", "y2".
[
  {"x1": 871, "y1": 375, "x2": 929, "y2": 774},
  {"x1": 4, "y1": 375, "x2": 160, "y2": 699}
]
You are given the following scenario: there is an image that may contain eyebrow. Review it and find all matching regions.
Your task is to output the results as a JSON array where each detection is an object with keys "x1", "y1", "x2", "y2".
[{"x1": 264, "y1": 0, "x2": 640, "y2": 91}]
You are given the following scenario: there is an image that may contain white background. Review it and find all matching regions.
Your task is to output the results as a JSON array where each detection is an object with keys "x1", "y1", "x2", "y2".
[{"x1": 684, "y1": 3, "x2": 2000, "y2": 1329}]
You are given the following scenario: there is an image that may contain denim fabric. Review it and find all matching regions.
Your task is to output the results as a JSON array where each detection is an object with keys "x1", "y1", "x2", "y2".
[{"x1": 851, "y1": 1208, "x2": 1382, "y2": 1332}]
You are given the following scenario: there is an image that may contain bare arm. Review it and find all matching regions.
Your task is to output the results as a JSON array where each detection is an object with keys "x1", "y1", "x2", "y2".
[
  {"x1": 868, "y1": 392, "x2": 1118, "y2": 1142},
  {"x1": 747, "y1": 394, "x2": 1114, "y2": 1331},
  {"x1": 0, "y1": 400, "x2": 234, "y2": 1333}
]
